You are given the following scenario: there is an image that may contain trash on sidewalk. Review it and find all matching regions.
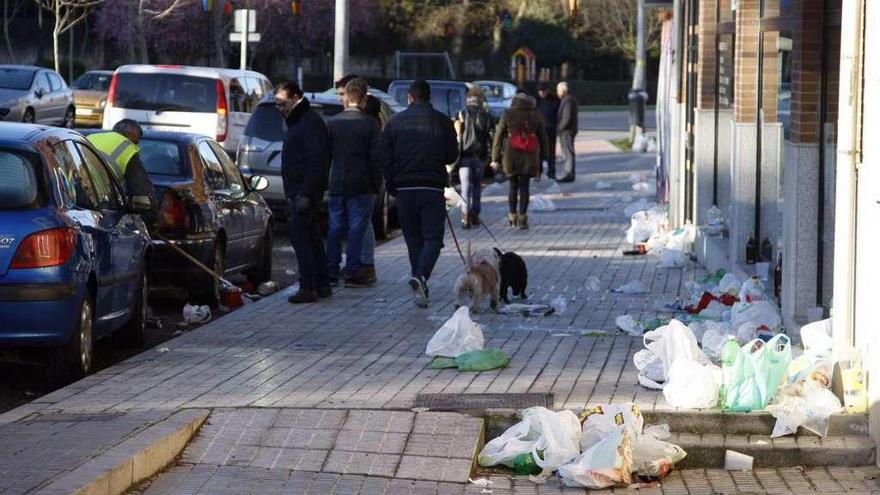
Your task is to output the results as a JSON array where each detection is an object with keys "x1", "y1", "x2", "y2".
[
  {"x1": 586, "y1": 276, "x2": 602, "y2": 291},
  {"x1": 425, "y1": 306, "x2": 484, "y2": 358},
  {"x1": 663, "y1": 356, "x2": 722, "y2": 409},
  {"x1": 766, "y1": 362, "x2": 842, "y2": 437},
  {"x1": 724, "y1": 450, "x2": 753, "y2": 471},
  {"x1": 722, "y1": 334, "x2": 792, "y2": 412},
  {"x1": 699, "y1": 322, "x2": 737, "y2": 361},
  {"x1": 558, "y1": 428, "x2": 633, "y2": 489},
  {"x1": 730, "y1": 300, "x2": 782, "y2": 332},
  {"x1": 468, "y1": 478, "x2": 494, "y2": 488},
  {"x1": 498, "y1": 303, "x2": 555, "y2": 317},
  {"x1": 623, "y1": 244, "x2": 648, "y2": 256},
  {"x1": 428, "y1": 348, "x2": 511, "y2": 372},
  {"x1": 616, "y1": 315, "x2": 645, "y2": 336},
  {"x1": 478, "y1": 407, "x2": 581, "y2": 477},
  {"x1": 738, "y1": 276, "x2": 766, "y2": 303},
  {"x1": 531, "y1": 195, "x2": 556, "y2": 211},
  {"x1": 545, "y1": 182, "x2": 562, "y2": 195},
  {"x1": 182, "y1": 304, "x2": 211, "y2": 325},
  {"x1": 632, "y1": 182, "x2": 655, "y2": 194},
  {"x1": 595, "y1": 180, "x2": 613, "y2": 190},
  {"x1": 257, "y1": 281, "x2": 279, "y2": 296},
  {"x1": 624, "y1": 198, "x2": 652, "y2": 218},
  {"x1": 613, "y1": 280, "x2": 650, "y2": 294},
  {"x1": 703, "y1": 205, "x2": 726, "y2": 236},
  {"x1": 550, "y1": 295, "x2": 568, "y2": 315},
  {"x1": 838, "y1": 346, "x2": 868, "y2": 413},
  {"x1": 156, "y1": 346, "x2": 170, "y2": 353},
  {"x1": 580, "y1": 404, "x2": 644, "y2": 452}
]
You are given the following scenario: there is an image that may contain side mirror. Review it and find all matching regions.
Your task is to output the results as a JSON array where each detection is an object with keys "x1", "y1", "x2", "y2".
[
  {"x1": 249, "y1": 175, "x2": 269, "y2": 192},
  {"x1": 34, "y1": 89, "x2": 43, "y2": 99},
  {"x1": 128, "y1": 194, "x2": 153, "y2": 213}
]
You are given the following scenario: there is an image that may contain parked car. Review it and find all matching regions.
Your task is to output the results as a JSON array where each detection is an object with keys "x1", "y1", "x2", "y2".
[
  {"x1": 387, "y1": 80, "x2": 470, "y2": 119},
  {"x1": 71, "y1": 70, "x2": 113, "y2": 127},
  {"x1": 102, "y1": 65, "x2": 273, "y2": 154},
  {"x1": 135, "y1": 131, "x2": 272, "y2": 306},
  {"x1": 472, "y1": 80, "x2": 517, "y2": 119},
  {"x1": 236, "y1": 91, "x2": 399, "y2": 239},
  {"x1": 0, "y1": 65, "x2": 75, "y2": 127},
  {"x1": 0, "y1": 123, "x2": 153, "y2": 382}
]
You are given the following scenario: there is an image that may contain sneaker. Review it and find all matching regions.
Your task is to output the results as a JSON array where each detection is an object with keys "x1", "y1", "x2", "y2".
[
  {"x1": 408, "y1": 276, "x2": 428, "y2": 308},
  {"x1": 288, "y1": 289, "x2": 318, "y2": 304},
  {"x1": 316, "y1": 286, "x2": 332, "y2": 298},
  {"x1": 344, "y1": 274, "x2": 372, "y2": 288}
]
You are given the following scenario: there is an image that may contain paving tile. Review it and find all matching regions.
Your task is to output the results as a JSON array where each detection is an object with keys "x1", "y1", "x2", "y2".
[{"x1": 322, "y1": 450, "x2": 400, "y2": 477}]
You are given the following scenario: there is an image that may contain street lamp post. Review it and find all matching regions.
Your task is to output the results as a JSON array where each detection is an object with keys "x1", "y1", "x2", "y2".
[
  {"x1": 333, "y1": 0, "x2": 349, "y2": 81},
  {"x1": 629, "y1": 0, "x2": 648, "y2": 145}
]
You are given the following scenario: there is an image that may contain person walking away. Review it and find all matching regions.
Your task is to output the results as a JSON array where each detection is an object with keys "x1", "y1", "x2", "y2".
[
  {"x1": 556, "y1": 82, "x2": 579, "y2": 183},
  {"x1": 335, "y1": 74, "x2": 378, "y2": 285},
  {"x1": 87, "y1": 119, "x2": 158, "y2": 225},
  {"x1": 276, "y1": 82, "x2": 332, "y2": 304},
  {"x1": 455, "y1": 89, "x2": 492, "y2": 229},
  {"x1": 536, "y1": 82, "x2": 560, "y2": 180},
  {"x1": 325, "y1": 78, "x2": 382, "y2": 288},
  {"x1": 378, "y1": 80, "x2": 458, "y2": 308},
  {"x1": 491, "y1": 92, "x2": 548, "y2": 230}
]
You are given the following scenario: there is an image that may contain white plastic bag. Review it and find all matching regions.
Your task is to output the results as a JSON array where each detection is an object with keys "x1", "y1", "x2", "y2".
[
  {"x1": 800, "y1": 318, "x2": 833, "y2": 359},
  {"x1": 737, "y1": 277, "x2": 766, "y2": 303},
  {"x1": 550, "y1": 295, "x2": 568, "y2": 316},
  {"x1": 701, "y1": 326, "x2": 737, "y2": 361},
  {"x1": 626, "y1": 211, "x2": 654, "y2": 244},
  {"x1": 634, "y1": 349, "x2": 665, "y2": 389},
  {"x1": 531, "y1": 195, "x2": 556, "y2": 211},
  {"x1": 425, "y1": 306, "x2": 484, "y2": 358},
  {"x1": 616, "y1": 315, "x2": 644, "y2": 336},
  {"x1": 580, "y1": 404, "x2": 644, "y2": 451},
  {"x1": 659, "y1": 248, "x2": 688, "y2": 268},
  {"x1": 182, "y1": 304, "x2": 211, "y2": 325},
  {"x1": 730, "y1": 300, "x2": 782, "y2": 331},
  {"x1": 632, "y1": 429, "x2": 687, "y2": 478},
  {"x1": 663, "y1": 359, "x2": 722, "y2": 409},
  {"x1": 717, "y1": 273, "x2": 741, "y2": 295},
  {"x1": 477, "y1": 407, "x2": 580, "y2": 472},
  {"x1": 643, "y1": 319, "x2": 710, "y2": 380},
  {"x1": 558, "y1": 429, "x2": 633, "y2": 489},
  {"x1": 613, "y1": 280, "x2": 650, "y2": 294}
]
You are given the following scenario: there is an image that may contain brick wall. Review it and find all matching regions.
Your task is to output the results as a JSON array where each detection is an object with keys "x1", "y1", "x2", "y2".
[
  {"x1": 790, "y1": 0, "x2": 824, "y2": 143},
  {"x1": 735, "y1": 0, "x2": 760, "y2": 123},
  {"x1": 697, "y1": 0, "x2": 718, "y2": 110}
]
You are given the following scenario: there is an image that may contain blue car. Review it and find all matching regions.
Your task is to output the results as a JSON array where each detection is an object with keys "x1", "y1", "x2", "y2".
[{"x1": 0, "y1": 123, "x2": 153, "y2": 382}]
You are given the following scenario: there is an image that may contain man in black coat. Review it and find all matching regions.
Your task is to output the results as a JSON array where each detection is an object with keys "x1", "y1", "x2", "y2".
[
  {"x1": 378, "y1": 80, "x2": 458, "y2": 308},
  {"x1": 556, "y1": 81, "x2": 579, "y2": 182},
  {"x1": 536, "y1": 82, "x2": 560, "y2": 180},
  {"x1": 276, "y1": 82, "x2": 331, "y2": 303}
]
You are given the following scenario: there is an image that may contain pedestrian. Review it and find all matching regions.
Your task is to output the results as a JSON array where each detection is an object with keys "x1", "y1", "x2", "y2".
[
  {"x1": 491, "y1": 92, "x2": 548, "y2": 230},
  {"x1": 325, "y1": 77, "x2": 382, "y2": 288},
  {"x1": 86, "y1": 119, "x2": 158, "y2": 224},
  {"x1": 556, "y1": 81, "x2": 579, "y2": 183},
  {"x1": 454, "y1": 88, "x2": 493, "y2": 229},
  {"x1": 276, "y1": 82, "x2": 332, "y2": 304},
  {"x1": 536, "y1": 81, "x2": 560, "y2": 180},
  {"x1": 335, "y1": 74, "x2": 378, "y2": 285},
  {"x1": 378, "y1": 80, "x2": 458, "y2": 308}
]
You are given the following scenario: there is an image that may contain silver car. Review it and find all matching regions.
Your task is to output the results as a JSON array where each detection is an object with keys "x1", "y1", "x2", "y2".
[
  {"x1": 473, "y1": 80, "x2": 517, "y2": 119},
  {"x1": 0, "y1": 65, "x2": 75, "y2": 126}
]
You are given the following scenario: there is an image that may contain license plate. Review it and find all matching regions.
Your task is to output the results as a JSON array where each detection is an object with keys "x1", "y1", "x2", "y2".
[{"x1": 75, "y1": 108, "x2": 93, "y2": 116}]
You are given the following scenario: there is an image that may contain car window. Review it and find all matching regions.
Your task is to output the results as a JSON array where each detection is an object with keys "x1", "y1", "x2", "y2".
[
  {"x1": 391, "y1": 87, "x2": 408, "y2": 107},
  {"x1": 34, "y1": 73, "x2": 51, "y2": 94},
  {"x1": 244, "y1": 103, "x2": 286, "y2": 142},
  {"x1": 197, "y1": 141, "x2": 229, "y2": 191},
  {"x1": 0, "y1": 68, "x2": 36, "y2": 90},
  {"x1": 229, "y1": 78, "x2": 247, "y2": 112},
  {"x1": 114, "y1": 73, "x2": 217, "y2": 113},
  {"x1": 207, "y1": 141, "x2": 244, "y2": 195},
  {"x1": 76, "y1": 143, "x2": 121, "y2": 210},
  {"x1": 140, "y1": 139, "x2": 186, "y2": 177},
  {"x1": 52, "y1": 142, "x2": 97, "y2": 210},
  {"x1": 0, "y1": 149, "x2": 42, "y2": 210},
  {"x1": 72, "y1": 72, "x2": 111, "y2": 91},
  {"x1": 48, "y1": 73, "x2": 64, "y2": 91}
]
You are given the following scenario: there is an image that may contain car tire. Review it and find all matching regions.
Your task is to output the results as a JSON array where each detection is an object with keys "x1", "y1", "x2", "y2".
[
  {"x1": 116, "y1": 271, "x2": 147, "y2": 348},
  {"x1": 199, "y1": 240, "x2": 226, "y2": 308},
  {"x1": 62, "y1": 106, "x2": 75, "y2": 128},
  {"x1": 22, "y1": 108, "x2": 34, "y2": 123},
  {"x1": 373, "y1": 192, "x2": 390, "y2": 240},
  {"x1": 48, "y1": 294, "x2": 93, "y2": 384},
  {"x1": 247, "y1": 229, "x2": 273, "y2": 285}
]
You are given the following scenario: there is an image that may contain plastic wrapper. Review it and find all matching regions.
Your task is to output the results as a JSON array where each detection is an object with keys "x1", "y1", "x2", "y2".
[{"x1": 425, "y1": 306, "x2": 484, "y2": 358}]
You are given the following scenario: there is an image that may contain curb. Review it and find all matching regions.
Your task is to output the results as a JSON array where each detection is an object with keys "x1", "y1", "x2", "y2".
[{"x1": 36, "y1": 408, "x2": 209, "y2": 495}]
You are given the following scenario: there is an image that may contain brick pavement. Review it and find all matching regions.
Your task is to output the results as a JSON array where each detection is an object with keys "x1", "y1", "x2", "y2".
[{"x1": 3, "y1": 134, "x2": 876, "y2": 494}]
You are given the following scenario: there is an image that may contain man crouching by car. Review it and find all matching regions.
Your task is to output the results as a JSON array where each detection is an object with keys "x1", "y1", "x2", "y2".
[{"x1": 275, "y1": 82, "x2": 332, "y2": 304}]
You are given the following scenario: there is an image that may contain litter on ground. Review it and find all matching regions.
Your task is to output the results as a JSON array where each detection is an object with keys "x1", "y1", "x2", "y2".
[
  {"x1": 498, "y1": 303, "x2": 555, "y2": 317},
  {"x1": 613, "y1": 280, "x2": 650, "y2": 294},
  {"x1": 531, "y1": 195, "x2": 557, "y2": 211}
]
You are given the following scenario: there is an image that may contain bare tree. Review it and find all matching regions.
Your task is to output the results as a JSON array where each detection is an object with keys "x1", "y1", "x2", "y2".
[
  {"x1": 579, "y1": 0, "x2": 660, "y2": 62},
  {"x1": 130, "y1": 0, "x2": 191, "y2": 63},
  {"x1": 34, "y1": 0, "x2": 105, "y2": 73},
  {"x1": 3, "y1": 0, "x2": 23, "y2": 62}
]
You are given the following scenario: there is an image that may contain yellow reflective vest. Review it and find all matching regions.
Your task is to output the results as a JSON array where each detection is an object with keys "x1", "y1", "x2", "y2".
[{"x1": 86, "y1": 132, "x2": 139, "y2": 175}]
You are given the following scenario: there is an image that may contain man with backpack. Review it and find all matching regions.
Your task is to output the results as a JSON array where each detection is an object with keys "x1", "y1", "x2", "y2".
[{"x1": 455, "y1": 89, "x2": 493, "y2": 229}]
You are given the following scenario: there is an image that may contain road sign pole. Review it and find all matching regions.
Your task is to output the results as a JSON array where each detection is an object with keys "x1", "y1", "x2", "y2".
[
  {"x1": 240, "y1": 9, "x2": 249, "y2": 70},
  {"x1": 333, "y1": 0, "x2": 349, "y2": 81}
]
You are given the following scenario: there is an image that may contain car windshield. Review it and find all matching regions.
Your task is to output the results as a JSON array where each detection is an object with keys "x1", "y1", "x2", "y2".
[
  {"x1": 72, "y1": 72, "x2": 111, "y2": 91},
  {"x1": 139, "y1": 139, "x2": 187, "y2": 177},
  {"x1": 0, "y1": 68, "x2": 35, "y2": 90},
  {"x1": 0, "y1": 149, "x2": 42, "y2": 209},
  {"x1": 114, "y1": 73, "x2": 217, "y2": 113},
  {"x1": 244, "y1": 103, "x2": 286, "y2": 142},
  {"x1": 479, "y1": 84, "x2": 504, "y2": 100}
]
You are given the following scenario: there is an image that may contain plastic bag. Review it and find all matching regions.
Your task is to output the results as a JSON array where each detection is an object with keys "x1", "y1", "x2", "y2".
[
  {"x1": 701, "y1": 324, "x2": 736, "y2": 361},
  {"x1": 722, "y1": 334, "x2": 792, "y2": 412},
  {"x1": 477, "y1": 407, "x2": 580, "y2": 472},
  {"x1": 531, "y1": 195, "x2": 556, "y2": 211},
  {"x1": 616, "y1": 315, "x2": 645, "y2": 336},
  {"x1": 717, "y1": 273, "x2": 741, "y2": 295},
  {"x1": 634, "y1": 349, "x2": 665, "y2": 389},
  {"x1": 613, "y1": 280, "x2": 650, "y2": 294},
  {"x1": 182, "y1": 304, "x2": 211, "y2": 325},
  {"x1": 428, "y1": 348, "x2": 510, "y2": 372},
  {"x1": 626, "y1": 211, "x2": 655, "y2": 244},
  {"x1": 558, "y1": 429, "x2": 633, "y2": 489},
  {"x1": 580, "y1": 404, "x2": 644, "y2": 451},
  {"x1": 663, "y1": 359, "x2": 722, "y2": 409},
  {"x1": 550, "y1": 295, "x2": 568, "y2": 316},
  {"x1": 498, "y1": 303, "x2": 555, "y2": 317},
  {"x1": 800, "y1": 318, "x2": 833, "y2": 360},
  {"x1": 632, "y1": 431, "x2": 687, "y2": 478},
  {"x1": 595, "y1": 180, "x2": 613, "y2": 190},
  {"x1": 643, "y1": 319, "x2": 711, "y2": 380},
  {"x1": 737, "y1": 277, "x2": 766, "y2": 303},
  {"x1": 658, "y1": 248, "x2": 688, "y2": 268},
  {"x1": 425, "y1": 306, "x2": 484, "y2": 358},
  {"x1": 730, "y1": 300, "x2": 782, "y2": 331}
]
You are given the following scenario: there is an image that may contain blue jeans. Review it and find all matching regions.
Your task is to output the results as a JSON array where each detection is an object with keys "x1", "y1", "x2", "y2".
[
  {"x1": 287, "y1": 198, "x2": 328, "y2": 291},
  {"x1": 458, "y1": 156, "x2": 484, "y2": 219},
  {"x1": 361, "y1": 219, "x2": 375, "y2": 266},
  {"x1": 395, "y1": 189, "x2": 445, "y2": 281},
  {"x1": 326, "y1": 194, "x2": 374, "y2": 277}
]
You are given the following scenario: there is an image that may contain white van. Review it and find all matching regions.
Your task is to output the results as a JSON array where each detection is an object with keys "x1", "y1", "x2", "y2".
[{"x1": 102, "y1": 65, "x2": 273, "y2": 153}]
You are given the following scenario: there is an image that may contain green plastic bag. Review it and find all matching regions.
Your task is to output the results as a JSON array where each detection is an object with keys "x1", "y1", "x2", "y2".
[
  {"x1": 722, "y1": 334, "x2": 791, "y2": 412},
  {"x1": 428, "y1": 348, "x2": 511, "y2": 372}
]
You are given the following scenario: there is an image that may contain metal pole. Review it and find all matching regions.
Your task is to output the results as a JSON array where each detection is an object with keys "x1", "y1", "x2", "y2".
[
  {"x1": 68, "y1": 26, "x2": 73, "y2": 83},
  {"x1": 635, "y1": 0, "x2": 646, "y2": 90},
  {"x1": 240, "y1": 9, "x2": 248, "y2": 70},
  {"x1": 628, "y1": 0, "x2": 647, "y2": 145},
  {"x1": 333, "y1": 0, "x2": 349, "y2": 81}
]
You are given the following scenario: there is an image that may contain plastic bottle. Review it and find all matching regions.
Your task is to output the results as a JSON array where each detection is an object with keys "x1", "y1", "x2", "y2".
[
  {"x1": 745, "y1": 235, "x2": 757, "y2": 265},
  {"x1": 512, "y1": 451, "x2": 542, "y2": 475}
]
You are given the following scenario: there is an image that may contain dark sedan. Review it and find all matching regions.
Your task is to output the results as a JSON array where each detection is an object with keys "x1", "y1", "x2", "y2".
[{"x1": 138, "y1": 131, "x2": 273, "y2": 306}]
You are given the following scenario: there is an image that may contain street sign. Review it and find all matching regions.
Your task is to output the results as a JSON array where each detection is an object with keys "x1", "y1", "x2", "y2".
[
  {"x1": 233, "y1": 9, "x2": 257, "y2": 33},
  {"x1": 229, "y1": 32, "x2": 261, "y2": 42}
]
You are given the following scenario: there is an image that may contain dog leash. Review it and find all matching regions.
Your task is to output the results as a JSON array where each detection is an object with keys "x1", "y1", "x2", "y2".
[
  {"x1": 452, "y1": 185, "x2": 507, "y2": 252},
  {"x1": 444, "y1": 210, "x2": 468, "y2": 266}
]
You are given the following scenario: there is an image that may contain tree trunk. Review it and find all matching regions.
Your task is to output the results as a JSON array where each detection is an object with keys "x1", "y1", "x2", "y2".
[
  {"x1": 211, "y1": 3, "x2": 225, "y2": 67},
  {"x1": 53, "y1": 26, "x2": 60, "y2": 74},
  {"x1": 126, "y1": 0, "x2": 136, "y2": 61},
  {"x1": 3, "y1": 0, "x2": 16, "y2": 63},
  {"x1": 36, "y1": 5, "x2": 43, "y2": 62},
  {"x1": 135, "y1": 0, "x2": 148, "y2": 63}
]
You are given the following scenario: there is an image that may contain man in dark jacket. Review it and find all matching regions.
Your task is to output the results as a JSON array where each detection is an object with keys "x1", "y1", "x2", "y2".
[
  {"x1": 326, "y1": 77, "x2": 382, "y2": 287},
  {"x1": 556, "y1": 81, "x2": 579, "y2": 182},
  {"x1": 378, "y1": 80, "x2": 458, "y2": 308},
  {"x1": 536, "y1": 82, "x2": 559, "y2": 180},
  {"x1": 276, "y1": 82, "x2": 331, "y2": 304}
]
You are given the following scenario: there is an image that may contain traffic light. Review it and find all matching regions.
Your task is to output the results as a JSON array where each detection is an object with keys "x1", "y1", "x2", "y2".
[{"x1": 291, "y1": 0, "x2": 302, "y2": 15}]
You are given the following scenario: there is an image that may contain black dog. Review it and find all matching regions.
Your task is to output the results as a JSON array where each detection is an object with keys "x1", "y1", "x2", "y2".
[{"x1": 493, "y1": 248, "x2": 528, "y2": 303}]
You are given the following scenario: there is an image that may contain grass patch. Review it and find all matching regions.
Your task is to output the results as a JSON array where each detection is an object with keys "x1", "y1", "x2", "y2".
[{"x1": 611, "y1": 138, "x2": 633, "y2": 151}]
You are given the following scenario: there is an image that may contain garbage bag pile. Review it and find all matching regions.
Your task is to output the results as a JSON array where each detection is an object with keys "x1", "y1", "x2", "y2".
[
  {"x1": 622, "y1": 201, "x2": 694, "y2": 268},
  {"x1": 478, "y1": 405, "x2": 686, "y2": 489}
]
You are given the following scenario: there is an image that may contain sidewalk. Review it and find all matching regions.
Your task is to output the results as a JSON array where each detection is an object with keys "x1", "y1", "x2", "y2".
[{"x1": 1, "y1": 134, "x2": 877, "y2": 494}]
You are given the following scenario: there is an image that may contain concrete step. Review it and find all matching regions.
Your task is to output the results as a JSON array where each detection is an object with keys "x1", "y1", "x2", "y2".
[
  {"x1": 643, "y1": 409, "x2": 869, "y2": 437},
  {"x1": 673, "y1": 432, "x2": 875, "y2": 468}
]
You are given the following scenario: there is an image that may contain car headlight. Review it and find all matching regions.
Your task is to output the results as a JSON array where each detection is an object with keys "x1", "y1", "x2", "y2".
[{"x1": 99, "y1": 99, "x2": 106, "y2": 109}]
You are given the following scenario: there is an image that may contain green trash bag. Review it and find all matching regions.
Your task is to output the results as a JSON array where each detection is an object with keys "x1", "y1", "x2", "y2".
[
  {"x1": 428, "y1": 348, "x2": 511, "y2": 372},
  {"x1": 512, "y1": 451, "x2": 542, "y2": 475},
  {"x1": 722, "y1": 334, "x2": 791, "y2": 412}
]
